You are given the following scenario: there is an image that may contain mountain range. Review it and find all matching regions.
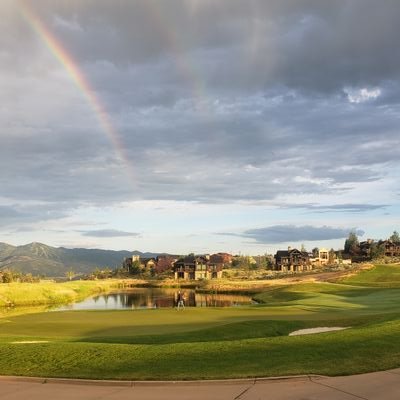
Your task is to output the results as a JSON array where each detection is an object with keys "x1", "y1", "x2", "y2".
[{"x1": 0, "y1": 242, "x2": 158, "y2": 277}]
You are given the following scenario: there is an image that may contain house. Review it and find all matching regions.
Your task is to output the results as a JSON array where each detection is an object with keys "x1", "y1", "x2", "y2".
[
  {"x1": 310, "y1": 248, "x2": 335, "y2": 267},
  {"x1": 122, "y1": 255, "x2": 140, "y2": 273},
  {"x1": 356, "y1": 239, "x2": 400, "y2": 260},
  {"x1": 209, "y1": 252, "x2": 233, "y2": 268},
  {"x1": 155, "y1": 255, "x2": 179, "y2": 274},
  {"x1": 318, "y1": 248, "x2": 329, "y2": 265},
  {"x1": 173, "y1": 255, "x2": 223, "y2": 280},
  {"x1": 274, "y1": 248, "x2": 311, "y2": 272},
  {"x1": 359, "y1": 239, "x2": 374, "y2": 258},
  {"x1": 140, "y1": 257, "x2": 157, "y2": 270},
  {"x1": 382, "y1": 240, "x2": 400, "y2": 257}
]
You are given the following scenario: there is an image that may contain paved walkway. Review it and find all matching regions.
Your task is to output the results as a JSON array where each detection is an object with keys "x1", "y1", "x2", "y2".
[{"x1": 0, "y1": 369, "x2": 400, "y2": 399}]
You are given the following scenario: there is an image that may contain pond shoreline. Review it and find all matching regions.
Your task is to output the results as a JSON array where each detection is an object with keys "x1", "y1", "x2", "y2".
[
  {"x1": 0, "y1": 279, "x2": 259, "y2": 311},
  {"x1": 54, "y1": 287, "x2": 255, "y2": 311}
]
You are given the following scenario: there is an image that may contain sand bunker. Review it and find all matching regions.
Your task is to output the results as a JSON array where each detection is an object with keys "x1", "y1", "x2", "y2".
[
  {"x1": 10, "y1": 341, "x2": 49, "y2": 344},
  {"x1": 289, "y1": 327, "x2": 349, "y2": 336}
]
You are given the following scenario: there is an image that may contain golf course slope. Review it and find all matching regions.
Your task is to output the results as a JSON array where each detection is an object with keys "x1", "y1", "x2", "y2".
[{"x1": 0, "y1": 264, "x2": 399, "y2": 380}]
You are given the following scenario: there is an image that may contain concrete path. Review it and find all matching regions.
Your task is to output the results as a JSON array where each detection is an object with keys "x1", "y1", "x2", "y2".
[{"x1": 0, "y1": 369, "x2": 399, "y2": 399}]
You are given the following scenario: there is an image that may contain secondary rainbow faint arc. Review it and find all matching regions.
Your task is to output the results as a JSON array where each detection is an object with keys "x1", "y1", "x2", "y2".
[
  {"x1": 18, "y1": 1, "x2": 135, "y2": 182},
  {"x1": 142, "y1": 2, "x2": 208, "y2": 113}
]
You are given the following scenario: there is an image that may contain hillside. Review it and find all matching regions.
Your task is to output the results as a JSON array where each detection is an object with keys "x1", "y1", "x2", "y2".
[{"x1": 0, "y1": 242, "x2": 157, "y2": 277}]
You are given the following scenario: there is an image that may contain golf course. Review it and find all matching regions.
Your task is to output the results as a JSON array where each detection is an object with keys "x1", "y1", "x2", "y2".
[{"x1": 0, "y1": 264, "x2": 399, "y2": 380}]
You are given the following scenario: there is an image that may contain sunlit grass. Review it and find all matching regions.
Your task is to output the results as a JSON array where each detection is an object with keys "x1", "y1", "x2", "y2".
[
  {"x1": 0, "y1": 279, "x2": 136, "y2": 307},
  {"x1": 339, "y1": 264, "x2": 400, "y2": 287},
  {"x1": 0, "y1": 264, "x2": 400, "y2": 380}
]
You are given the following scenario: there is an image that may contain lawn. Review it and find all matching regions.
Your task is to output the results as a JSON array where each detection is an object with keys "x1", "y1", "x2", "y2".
[
  {"x1": 0, "y1": 265, "x2": 399, "y2": 380},
  {"x1": 338, "y1": 264, "x2": 400, "y2": 287}
]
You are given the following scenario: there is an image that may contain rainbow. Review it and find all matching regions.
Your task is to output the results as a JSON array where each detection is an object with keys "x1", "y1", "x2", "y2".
[
  {"x1": 141, "y1": 2, "x2": 209, "y2": 113},
  {"x1": 18, "y1": 1, "x2": 135, "y2": 182}
]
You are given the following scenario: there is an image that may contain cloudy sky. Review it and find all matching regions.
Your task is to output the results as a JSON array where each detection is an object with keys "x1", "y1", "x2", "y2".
[{"x1": 1, "y1": 0, "x2": 399, "y2": 254}]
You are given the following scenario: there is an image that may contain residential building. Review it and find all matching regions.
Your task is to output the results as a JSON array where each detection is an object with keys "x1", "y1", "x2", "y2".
[
  {"x1": 382, "y1": 240, "x2": 400, "y2": 257},
  {"x1": 274, "y1": 248, "x2": 311, "y2": 272},
  {"x1": 155, "y1": 255, "x2": 179, "y2": 274},
  {"x1": 173, "y1": 255, "x2": 223, "y2": 280}
]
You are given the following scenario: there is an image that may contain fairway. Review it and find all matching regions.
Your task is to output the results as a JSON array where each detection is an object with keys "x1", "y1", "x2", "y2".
[{"x1": 0, "y1": 265, "x2": 400, "y2": 380}]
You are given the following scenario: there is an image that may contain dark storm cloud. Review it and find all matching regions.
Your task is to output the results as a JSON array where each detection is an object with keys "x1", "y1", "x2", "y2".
[
  {"x1": 222, "y1": 225, "x2": 365, "y2": 244},
  {"x1": 60, "y1": 1, "x2": 400, "y2": 93},
  {"x1": 0, "y1": 0, "x2": 399, "y2": 213},
  {"x1": 80, "y1": 229, "x2": 140, "y2": 238},
  {"x1": 5, "y1": 1, "x2": 400, "y2": 92}
]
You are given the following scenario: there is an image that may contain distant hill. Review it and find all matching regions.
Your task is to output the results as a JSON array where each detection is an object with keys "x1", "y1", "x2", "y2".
[{"x1": 0, "y1": 242, "x2": 159, "y2": 277}]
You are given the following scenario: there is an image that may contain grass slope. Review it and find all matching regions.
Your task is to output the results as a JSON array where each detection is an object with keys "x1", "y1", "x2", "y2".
[
  {"x1": 339, "y1": 264, "x2": 400, "y2": 287},
  {"x1": 0, "y1": 316, "x2": 399, "y2": 380},
  {"x1": 0, "y1": 264, "x2": 399, "y2": 380}
]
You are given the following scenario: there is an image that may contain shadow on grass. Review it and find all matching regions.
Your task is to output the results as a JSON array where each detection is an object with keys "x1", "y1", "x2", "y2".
[{"x1": 75, "y1": 313, "x2": 400, "y2": 345}]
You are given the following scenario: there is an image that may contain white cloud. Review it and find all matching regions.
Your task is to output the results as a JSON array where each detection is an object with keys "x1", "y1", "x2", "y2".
[{"x1": 346, "y1": 87, "x2": 381, "y2": 103}]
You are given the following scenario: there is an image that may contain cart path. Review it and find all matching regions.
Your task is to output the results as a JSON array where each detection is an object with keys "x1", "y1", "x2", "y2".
[{"x1": 0, "y1": 369, "x2": 399, "y2": 399}]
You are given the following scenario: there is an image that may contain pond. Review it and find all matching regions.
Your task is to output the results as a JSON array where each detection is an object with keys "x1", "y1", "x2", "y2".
[{"x1": 55, "y1": 288, "x2": 254, "y2": 310}]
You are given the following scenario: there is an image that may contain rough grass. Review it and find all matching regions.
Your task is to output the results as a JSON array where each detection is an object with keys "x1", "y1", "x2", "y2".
[{"x1": 0, "y1": 279, "x2": 138, "y2": 308}]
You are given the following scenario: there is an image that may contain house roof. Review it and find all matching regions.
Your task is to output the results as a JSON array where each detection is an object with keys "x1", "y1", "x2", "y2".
[
  {"x1": 141, "y1": 257, "x2": 156, "y2": 263},
  {"x1": 275, "y1": 249, "x2": 309, "y2": 258}
]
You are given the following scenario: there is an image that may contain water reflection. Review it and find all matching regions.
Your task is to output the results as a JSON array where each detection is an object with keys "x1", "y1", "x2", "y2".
[{"x1": 56, "y1": 288, "x2": 253, "y2": 310}]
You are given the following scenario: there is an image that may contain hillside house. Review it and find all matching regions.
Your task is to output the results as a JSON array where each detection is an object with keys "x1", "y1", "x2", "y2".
[
  {"x1": 382, "y1": 240, "x2": 400, "y2": 257},
  {"x1": 274, "y1": 248, "x2": 311, "y2": 272},
  {"x1": 309, "y1": 248, "x2": 337, "y2": 267},
  {"x1": 173, "y1": 255, "x2": 222, "y2": 280},
  {"x1": 359, "y1": 239, "x2": 375, "y2": 259},
  {"x1": 358, "y1": 239, "x2": 400, "y2": 260},
  {"x1": 209, "y1": 252, "x2": 233, "y2": 268},
  {"x1": 154, "y1": 255, "x2": 179, "y2": 273},
  {"x1": 140, "y1": 257, "x2": 157, "y2": 270},
  {"x1": 122, "y1": 255, "x2": 140, "y2": 273}
]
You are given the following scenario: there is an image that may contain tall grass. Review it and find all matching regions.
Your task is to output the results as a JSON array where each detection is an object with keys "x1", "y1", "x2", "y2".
[{"x1": 0, "y1": 280, "x2": 130, "y2": 307}]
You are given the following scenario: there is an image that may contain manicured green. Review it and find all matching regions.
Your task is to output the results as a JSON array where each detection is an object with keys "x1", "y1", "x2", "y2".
[
  {"x1": 254, "y1": 282, "x2": 400, "y2": 314},
  {"x1": 0, "y1": 265, "x2": 399, "y2": 380},
  {"x1": 0, "y1": 315, "x2": 399, "y2": 380},
  {"x1": 339, "y1": 264, "x2": 400, "y2": 287}
]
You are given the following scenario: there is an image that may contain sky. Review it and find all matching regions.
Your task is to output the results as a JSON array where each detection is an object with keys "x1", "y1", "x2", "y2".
[{"x1": 1, "y1": 0, "x2": 399, "y2": 254}]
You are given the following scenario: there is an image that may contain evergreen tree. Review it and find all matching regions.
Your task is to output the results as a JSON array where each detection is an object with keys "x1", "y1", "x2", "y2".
[
  {"x1": 389, "y1": 231, "x2": 400, "y2": 243},
  {"x1": 344, "y1": 231, "x2": 360, "y2": 256},
  {"x1": 370, "y1": 242, "x2": 385, "y2": 259},
  {"x1": 312, "y1": 247, "x2": 319, "y2": 257}
]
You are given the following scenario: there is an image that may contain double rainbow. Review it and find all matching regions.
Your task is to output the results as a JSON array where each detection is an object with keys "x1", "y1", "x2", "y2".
[{"x1": 18, "y1": 1, "x2": 134, "y2": 181}]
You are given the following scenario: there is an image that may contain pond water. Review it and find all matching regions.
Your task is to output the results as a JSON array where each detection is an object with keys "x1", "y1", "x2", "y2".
[{"x1": 55, "y1": 288, "x2": 254, "y2": 310}]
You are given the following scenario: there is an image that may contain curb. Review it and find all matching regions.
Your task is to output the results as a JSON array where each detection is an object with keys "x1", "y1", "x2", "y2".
[{"x1": 0, "y1": 374, "x2": 327, "y2": 387}]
